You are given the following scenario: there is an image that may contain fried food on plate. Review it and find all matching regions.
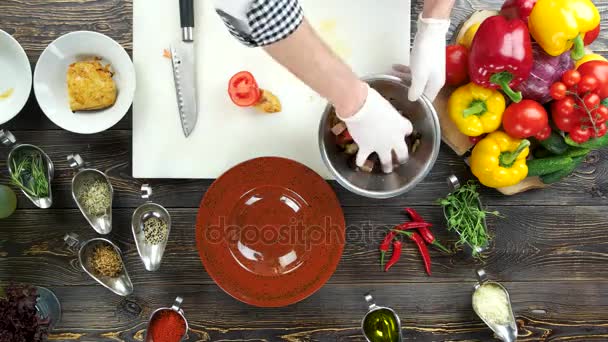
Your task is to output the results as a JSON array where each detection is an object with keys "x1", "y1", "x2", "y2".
[{"x1": 67, "y1": 59, "x2": 117, "y2": 112}]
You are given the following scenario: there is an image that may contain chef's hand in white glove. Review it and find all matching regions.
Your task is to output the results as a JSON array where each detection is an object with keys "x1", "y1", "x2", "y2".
[
  {"x1": 338, "y1": 84, "x2": 413, "y2": 173},
  {"x1": 408, "y1": 15, "x2": 450, "y2": 102}
]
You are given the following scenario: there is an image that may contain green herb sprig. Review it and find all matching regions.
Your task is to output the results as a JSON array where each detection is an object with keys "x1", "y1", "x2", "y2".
[
  {"x1": 438, "y1": 181, "x2": 500, "y2": 258},
  {"x1": 10, "y1": 151, "x2": 50, "y2": 198}
]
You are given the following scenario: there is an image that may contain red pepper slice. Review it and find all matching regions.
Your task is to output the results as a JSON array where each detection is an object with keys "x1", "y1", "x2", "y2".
[
  {"x1": 384, "y1": 240, "x2": 402, "y2": 272},
  {"x1": 228, "y1": 71, "x2": 262, "y2": 107}
]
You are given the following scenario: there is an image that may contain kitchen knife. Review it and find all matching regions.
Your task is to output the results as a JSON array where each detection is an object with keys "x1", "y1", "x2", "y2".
[{"x1": 171, "y1": 0, "x2": 198, "y2": 137}]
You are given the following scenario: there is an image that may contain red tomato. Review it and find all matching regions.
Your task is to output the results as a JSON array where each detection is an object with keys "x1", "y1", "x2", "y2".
[
  {"x1": 583, "y1": 93, "x2": 601, "y2": 109},
  {"x1": 570, "y1": 125, "x2": 592, "y2": 143},
  {"x1": 446, "y1": 45, "x2": 469, "y2": 86},
  {"x1": 552, "y1": 99, "x2": 579, "y2": 132},
  {"x1": 578, "y1": 61, "x2": 608, "y2": 100},
  {"x1": 562, "y1": 70, "x2": 581, "y2": 88},
  {"x1": 595, "y1": 123, "x2": 608, "y2": 137},
  {"x1": 502, "y1": 100, "x2": 549, "y2": 138},
  {"x1": 228, "y1": 71, "x2": 261, "y2": 107},
  {"x1": 535, "y1": 125, "x2": 552, "y2": 141},
  {"x1": 550, "y1": 82, "x2": 567, "y2": 100},
  {"x1": 578, "y1": 75, "x2": 599, "y2": 94},
  {"x1": 469, "y1": 135, "x2": 485, "y2": 144},
  {"x1": 595, "y1": 106, "x2": 608, "y2": 124},
  {"x1": 584, "y1": 25, "x2": 601, "y2": 46}
]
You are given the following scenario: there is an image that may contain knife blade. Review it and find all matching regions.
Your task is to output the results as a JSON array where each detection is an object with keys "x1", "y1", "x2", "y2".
[{"x1": 171, "y1": 0, "x2": 198, "y2": 137}]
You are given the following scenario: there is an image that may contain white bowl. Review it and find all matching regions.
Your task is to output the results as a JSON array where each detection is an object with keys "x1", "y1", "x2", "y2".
[
  {"x1": 0, "y1": 30, "x2": 32, "y2": 125},
  {"x1": 34, "y1": 31, "x2": 135, "y2": 134}
]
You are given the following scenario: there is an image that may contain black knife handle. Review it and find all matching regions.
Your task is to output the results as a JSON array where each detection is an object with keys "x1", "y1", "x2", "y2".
[{"x1": 180, "y1": 0, "x2": 194, "y2": 28}]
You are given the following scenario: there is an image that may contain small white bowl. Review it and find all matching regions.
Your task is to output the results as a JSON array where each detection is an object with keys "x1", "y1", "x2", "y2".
[
  {"x1": 34, "y1": 31, "x2": 135, "y2": 134},
  {"x1": 0, "y1": 30, "x2": 32, "y2": 125}
]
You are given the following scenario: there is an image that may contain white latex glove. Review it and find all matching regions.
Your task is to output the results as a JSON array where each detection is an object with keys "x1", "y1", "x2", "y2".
[
  {"x1": 338, "y1": 85, "x2": 413, "y2": 173},
  {"x1": 408, "y1": 15, "x2": 450, "y2": 102}
]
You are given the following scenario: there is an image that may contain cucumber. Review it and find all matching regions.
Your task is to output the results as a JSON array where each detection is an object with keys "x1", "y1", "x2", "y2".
[
  {"x1": 561, "y1": 147, "x2": 591, "y2": 158},
  {"x1": 565, "y1": 134, "x2": 608, "y2": 149},
  {"x1": 533, "y1": 147, "x2": 552, "y2": 159},
  {"x1": 527, "y1": 156, "x2": 573, "y2": 177},
  {"x1": 540, "y1": 156, "x2": 585, "y2": 184},
  {"x1": 540, "y1": 131, "x2": 569, "y2": 155}
]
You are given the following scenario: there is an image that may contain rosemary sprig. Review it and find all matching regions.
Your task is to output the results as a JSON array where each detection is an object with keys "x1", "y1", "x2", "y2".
[
  {"x1": 438, "y1": 181, "x2": 500, "y2": 258},
  {"x1": 10, "y1": 151, "x2": 49, "y2": 198}
]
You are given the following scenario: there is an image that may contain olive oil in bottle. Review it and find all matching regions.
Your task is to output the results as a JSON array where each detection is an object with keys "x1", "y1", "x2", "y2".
[{"x1": 363, "y1": 308, "x2": 400, "y2": 342}]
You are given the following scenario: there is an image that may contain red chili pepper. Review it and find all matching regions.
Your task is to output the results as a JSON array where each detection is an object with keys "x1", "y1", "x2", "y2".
[
  {"x1": 410, "y1": 232, "x2": 432, "y2": 276},
  {"x1": 384, "y1": 240, "x2": 402, "y2": 272},
  {"x1": 379, "y1": 231, "x2": 396, "y2": 269},
  {"x1": 417, "y1": 226, "x2": 450, "y2": 254},
  {"x1": 395, "y1": 221, "x2": 432, "y2": 231},
  {"x1": 468, "y1": 16, "x2": 533, "y2": 103},
  {"x1": 404, "y1": 208, "x2": 424, "y2": 222}
]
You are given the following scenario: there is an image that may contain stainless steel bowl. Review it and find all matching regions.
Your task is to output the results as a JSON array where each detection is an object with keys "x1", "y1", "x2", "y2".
[{"x1": 319, "y1": 75, "x2": 441, "y2": 199}]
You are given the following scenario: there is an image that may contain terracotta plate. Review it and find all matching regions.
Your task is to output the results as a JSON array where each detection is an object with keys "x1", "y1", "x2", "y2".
[{"x1": 196, "y1": 157, "x2": 345, "y2": 307}]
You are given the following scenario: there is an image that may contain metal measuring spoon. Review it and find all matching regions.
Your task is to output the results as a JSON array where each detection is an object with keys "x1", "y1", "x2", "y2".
[
  {"x1": 1, "y1": 129, "x2": 54, "y2": 209},
  {"x1": 68, "y1": 154, "x2": 113, "y2": 235},
  {"x1": 132, "y1": 184, "x2": 172, "y2": 271},
  {"x1": 443, "y1": 175, "x2": 490, "y2": 257},
  {"x1": 361, "y1": 294, "x2": 403, "y2": 342},
  {"x1": 64, "y1": 233, "x2": 133, "y2": 296},
  {"x1": 144, "y1": 296, "x2": 189, "y2": 342},
  {"x1": 473, "y1": 269, "x2": 517, "y2": 342}
]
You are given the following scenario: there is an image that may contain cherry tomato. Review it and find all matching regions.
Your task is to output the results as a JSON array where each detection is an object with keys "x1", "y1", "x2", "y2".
[
  {"x1": 553, "y1": 97, "x2": 576, "y2": 117},
  {"x1": 469, "y1": 135, "x2": 485, "y2": 144},
  {"x1": 228, "y1": 71, "x2": 261, "y2": 107},
  {"x1": 584, "y1": 24, "x2": 601, "y2": 46},
  {"x1": 583, "y1": 93, "x2": 601, "y2": 109},
  {"x1": 595, "y1": 106, "x2": 608, "y2": 124},
  {"x1": 446, "y1": 45, "x2": 469, "y2": 86},
  {"x1": 595, "y1": 123, "x2": 608, "y2": 138},
  {"x1": 535, "y1": 125, "x2": 552, "y2": 141},
  {"x1": 578, "y1": 75, "x2": 599, "y2": 94},
  {"x1": 502, "y1": 100, "x2": 549, "y2": 138},
  {"x1": 550, "y1": 82, "x2": 568, "y2": 100},
  {"x1": 562, "y1": 70, "x2": 581, "y2": 88},
  {"x1": 570, "y1": 125, "x2": 592, "y2": 144}
]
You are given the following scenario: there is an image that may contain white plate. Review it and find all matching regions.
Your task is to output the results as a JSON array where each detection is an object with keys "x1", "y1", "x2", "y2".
[
  {"x1": 0, "y1": 30, "x2": 32, "y2": 125},
  {"x1": 34, "y1": 31, "x2": 135, "y2": 134}
]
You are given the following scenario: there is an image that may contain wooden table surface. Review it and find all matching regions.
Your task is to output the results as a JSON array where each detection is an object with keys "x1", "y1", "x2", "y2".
[{"x1": 2, "y1": 0, "x2": 608, "y2": 341}]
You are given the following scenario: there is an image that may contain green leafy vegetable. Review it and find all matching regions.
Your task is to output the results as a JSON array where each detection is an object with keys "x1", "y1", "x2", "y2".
[
  {"x1": 438, "y1": 181, "x2": 500, "y2": 258},
  {"x1": 10, "y1": 151, "x2": 49, "y2": 198}
]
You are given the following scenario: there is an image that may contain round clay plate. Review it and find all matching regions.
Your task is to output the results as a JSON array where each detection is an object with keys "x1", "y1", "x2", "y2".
[{"x1": 196, "y1": 157, "x2": 345, "y2": 307}]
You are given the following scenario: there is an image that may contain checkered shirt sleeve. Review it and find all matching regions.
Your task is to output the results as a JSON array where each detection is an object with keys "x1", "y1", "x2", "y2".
[{"x1": 216, "y1": 0, "x2": 304, "y2": 47}]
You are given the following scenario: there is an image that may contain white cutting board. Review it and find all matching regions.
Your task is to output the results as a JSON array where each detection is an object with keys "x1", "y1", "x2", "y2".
[{"x1": 133, "y1": 0, "x2": 410, "y2": 179}]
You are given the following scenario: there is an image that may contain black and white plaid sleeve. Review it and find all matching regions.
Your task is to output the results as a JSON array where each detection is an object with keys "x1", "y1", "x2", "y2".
[{"x1": 216, "y1": 0, "x2": 304, "y2": 47}]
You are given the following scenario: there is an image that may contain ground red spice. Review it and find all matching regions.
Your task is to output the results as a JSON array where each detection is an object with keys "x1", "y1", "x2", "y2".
[{"x1": 146, "y1": 310, "x2": 186, "y2": 342}]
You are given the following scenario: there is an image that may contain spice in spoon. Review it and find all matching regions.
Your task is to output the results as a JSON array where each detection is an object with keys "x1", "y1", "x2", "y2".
[
  {"x1": 77, "y1": 179, "x2": 111, "y2": 216},
  {"x1": 91, "y1": 243, "x2": 122, "y2": 278},
  {"x1": 473, "y1": 283, "x2": 512, "y2": 325},
  {"x1": 143, "y1": 216, "x2": 168, "y2": 245}
]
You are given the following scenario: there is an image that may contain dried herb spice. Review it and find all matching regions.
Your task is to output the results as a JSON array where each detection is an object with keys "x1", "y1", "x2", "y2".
[
  {"x1": 143, "y1": 216, "x2": 168, "y2": 245},
  {"x1": 91, "y1": 244, "x2": 122, "y2": 278},
  {"x1": 77, "y1": 179, "x2": 111, "y2": 216},
  {"x1": 0, "y1": 285, "x2": 49, "y2": 342}
]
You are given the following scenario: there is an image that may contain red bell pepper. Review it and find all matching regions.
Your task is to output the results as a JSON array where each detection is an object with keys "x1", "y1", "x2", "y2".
[
  {"x1": 500, "y1": 0, "x2": 538, "y2": 24},
  {"x1": 584, "y1": 24, "x2": 600, "y2": 46},
  {"x1": 468, "y1": 15, "x2": 533, "y2": 103}
]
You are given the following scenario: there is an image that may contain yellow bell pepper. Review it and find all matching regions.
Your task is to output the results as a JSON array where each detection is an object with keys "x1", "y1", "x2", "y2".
[
  {"x1": 529, "y1": 0, "x2": 600, "y2": 60},
  {"x1": 470, "y1": 131, "x2": 530, "y2": 188},
  {"x1": 458, "y1": 23, "x2": 480, "y2": 50},
  {"x1": 448, "y1": 83, "x2": 505, "y2": 137},
  {"x1": 576, "y1": 53, "x2": 607, "y2": 69}
]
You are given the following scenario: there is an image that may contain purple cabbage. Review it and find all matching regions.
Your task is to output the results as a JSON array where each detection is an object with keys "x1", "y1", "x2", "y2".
[{"x1": 516, "y1": 44, "x2": 574, "y2": 104}]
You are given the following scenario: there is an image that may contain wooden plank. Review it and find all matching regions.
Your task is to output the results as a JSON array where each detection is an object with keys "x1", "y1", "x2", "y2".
[
  {"x1": 32, "y1": 282, "x2": 608, "y2": 341},
  {"x1": 2, "y1": 206, "x2": 607, "y2": 287},
  {"x1": 1, "y1": 131, "x2": 607, "y2": 208}
]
